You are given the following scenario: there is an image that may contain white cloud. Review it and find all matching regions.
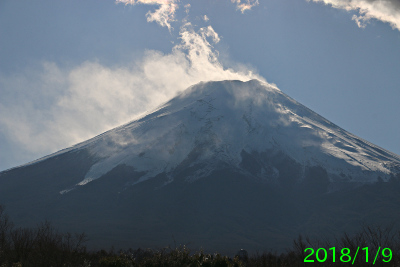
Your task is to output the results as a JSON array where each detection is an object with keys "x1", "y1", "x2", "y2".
[
  {"x1": 0, "y1": 24, "x2": 265, "y2": 162},
  {"x1": 309, "y1": 0, "x2": 400, "y2": 31},
  {"x1": 231, "y1": 0, "x2": 259, "y2": 13}
]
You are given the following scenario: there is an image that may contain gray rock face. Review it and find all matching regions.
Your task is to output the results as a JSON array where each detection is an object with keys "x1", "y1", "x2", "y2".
[{"x1": 1, "y1": 79, "x2": 400, "y2": 254}]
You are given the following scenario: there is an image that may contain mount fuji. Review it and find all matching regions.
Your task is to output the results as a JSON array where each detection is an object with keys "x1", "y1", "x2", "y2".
[{"x1": 1, "y1": 79, "x2": 399, "y2": 253}]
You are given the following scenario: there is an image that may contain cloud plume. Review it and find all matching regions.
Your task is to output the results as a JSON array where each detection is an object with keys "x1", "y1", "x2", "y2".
[
  {"x1": 309, "y1": 0, "x2": 400, "y2": 31},
  {"x1": 0, "y1": 0, "x2": 264, "y2": 170},
  {"x1": 0, "y1": 24, "x2": 264, "y2": 166}
]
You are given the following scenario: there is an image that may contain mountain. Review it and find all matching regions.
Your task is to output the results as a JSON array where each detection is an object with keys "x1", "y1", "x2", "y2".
[{"x1": 1, "y1": 79, "x2": 400, "y2": 253}]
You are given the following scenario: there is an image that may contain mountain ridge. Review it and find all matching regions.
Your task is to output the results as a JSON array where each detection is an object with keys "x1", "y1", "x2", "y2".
[{"x1": 6, "y1": 79, "x2": 399, "y2": 178}]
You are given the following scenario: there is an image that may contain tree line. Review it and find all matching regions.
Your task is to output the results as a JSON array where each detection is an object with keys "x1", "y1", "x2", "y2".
[{"x1": 2, "y1": 204, "x2": 400, "y2": 266}]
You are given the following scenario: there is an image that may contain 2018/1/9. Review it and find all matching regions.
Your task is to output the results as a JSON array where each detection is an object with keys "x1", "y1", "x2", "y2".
[{"x1": 304, "y1": 247, "x2": 392, "y2": 264}]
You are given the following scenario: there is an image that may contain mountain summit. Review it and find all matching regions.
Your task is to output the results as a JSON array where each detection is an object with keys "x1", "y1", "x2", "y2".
[{"x1": 1, "y1": 79, "x2": 400, "y2": 253}]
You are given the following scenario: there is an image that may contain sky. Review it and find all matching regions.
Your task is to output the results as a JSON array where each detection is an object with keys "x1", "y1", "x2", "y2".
[{"x1": 0, "y1": 0, "x2": 399, "y2": 171}]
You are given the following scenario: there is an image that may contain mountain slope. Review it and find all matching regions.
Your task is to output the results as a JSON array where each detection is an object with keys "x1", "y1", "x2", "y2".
[{"x1": 1, "y1": 79, "x2": 399, "y2": 253}]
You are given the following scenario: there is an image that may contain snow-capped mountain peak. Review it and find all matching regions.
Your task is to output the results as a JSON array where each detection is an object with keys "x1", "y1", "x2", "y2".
[{"x1": 53, "y1": 79, "x2": 400, "y2": 193}]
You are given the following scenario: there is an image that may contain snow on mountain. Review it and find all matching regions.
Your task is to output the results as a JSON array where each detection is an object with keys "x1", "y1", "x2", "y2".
[{"x1": 48, "y1": 79, "x2": 400, "y2": 194}]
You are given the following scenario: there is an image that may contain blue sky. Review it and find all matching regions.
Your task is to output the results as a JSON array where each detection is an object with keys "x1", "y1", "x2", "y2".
[{"x1": 0, "y1": 0, "x2": 399, "y2": 171}]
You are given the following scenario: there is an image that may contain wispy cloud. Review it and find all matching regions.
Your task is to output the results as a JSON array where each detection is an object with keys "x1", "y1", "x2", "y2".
[
  {"x1": 117, "y1": 0, "x2": 259, "y2": 31},
  {"x1": 116, "y1": 0, "x2": 179, "y2": 30},
  {"x1": 309, "y1": 0, "x2": 400, "y2": 31}
]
